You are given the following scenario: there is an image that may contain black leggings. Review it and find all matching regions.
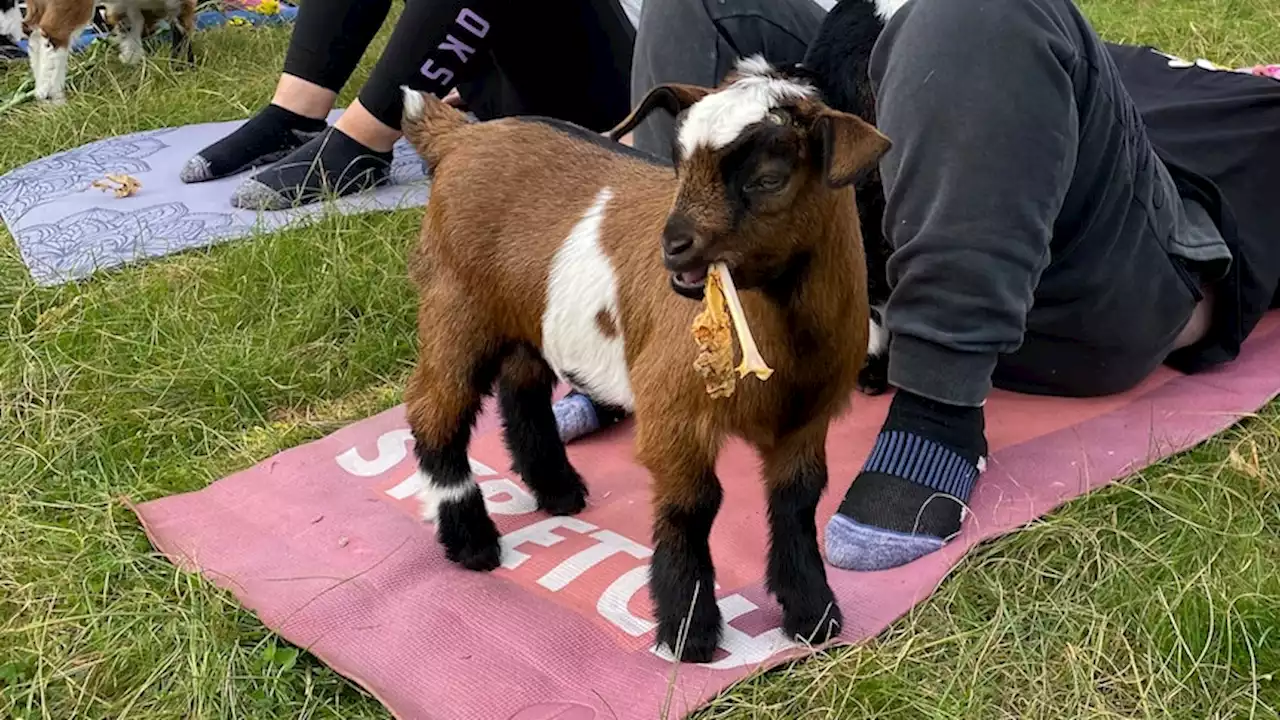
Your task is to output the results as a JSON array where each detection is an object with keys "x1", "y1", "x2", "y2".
[{"x1": 282, "y1": 0, "x2": 637, "y2": 131}]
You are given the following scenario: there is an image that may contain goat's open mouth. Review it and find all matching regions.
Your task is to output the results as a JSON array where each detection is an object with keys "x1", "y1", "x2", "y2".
[{"x1": 670, "y1": 267, "x2": 709, "y2": 299}]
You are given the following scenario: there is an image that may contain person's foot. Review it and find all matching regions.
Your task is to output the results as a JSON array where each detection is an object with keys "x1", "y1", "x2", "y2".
[
  {"x1": 554, "y1": 392, "x2": 603, "y2": 443},
  {"x1": 230, "y1": 127, "x2": 394, "y2": 211},
  {"x1": 553, "y1": 391, "x2": 629, "y2": 443},
  {"x1": 180, "y1": 103, "x2": 327, "y2": 184},
  {"x1": 824, "y1": 389, "x2": 987, "y2": 571}
]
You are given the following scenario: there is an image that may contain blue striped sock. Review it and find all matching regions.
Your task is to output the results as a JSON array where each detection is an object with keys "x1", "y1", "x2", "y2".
[
  {"x1": 825, "y1": 390, "x2": 987, "y2": 571},
  {"x1": 861, "y1": 430, "x2": 982, "y2": 499}
]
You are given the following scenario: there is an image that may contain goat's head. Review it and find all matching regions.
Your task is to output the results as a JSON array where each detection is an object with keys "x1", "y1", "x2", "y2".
[{"x1": 610, "y1": 56, "x2": 890, "y2": 300}]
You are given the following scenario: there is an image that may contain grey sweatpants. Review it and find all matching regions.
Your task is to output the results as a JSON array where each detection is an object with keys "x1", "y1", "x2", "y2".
[
  {"x1": 631, "y1": 0, "x2": 1219, "y2": 405},
  {"x1": 629, "y1": 0, "x2": 830, "y2": 156}
]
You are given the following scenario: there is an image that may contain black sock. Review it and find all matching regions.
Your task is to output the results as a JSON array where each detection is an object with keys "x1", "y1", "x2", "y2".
[
  {"x1": 180, "y1": 104, "x2": 327, "y2": 183},
  {"x1": 229, "y1": 127, "x2": 393, "y2": 211},
  {"x1": 825, "y1": 389, "x2": 988, "y2": 570}
]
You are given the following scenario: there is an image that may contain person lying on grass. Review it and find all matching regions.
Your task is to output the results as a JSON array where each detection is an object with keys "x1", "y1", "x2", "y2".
[
  {"x1": 180, "y1": 0, "x2": 641, "y2": 210},
  {"x1": 553, "y1": 0, "x2": 1280, "y2": 572}
]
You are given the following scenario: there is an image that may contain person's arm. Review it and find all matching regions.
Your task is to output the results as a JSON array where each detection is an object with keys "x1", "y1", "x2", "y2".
[{"x1": 871, "y1": 0, "x2": 1079, "y2": 407}]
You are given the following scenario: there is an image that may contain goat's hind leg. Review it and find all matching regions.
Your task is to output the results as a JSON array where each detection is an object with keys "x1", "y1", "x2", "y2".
[
  {"x1": 497, "y1": 345, "x2": 588, "y2": 515},
  {"x1": 404, "y1": 305, "x2": 505, "y2": 571},
  {"x1": 169, "y1": 0, "x2": 194, "y2": 63},
  {"x1": 762, "y1": 424, "x2": 842, "y2": 644}
]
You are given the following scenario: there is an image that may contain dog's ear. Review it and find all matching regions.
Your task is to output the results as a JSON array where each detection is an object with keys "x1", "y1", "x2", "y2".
[
  {"x1": 814, "y1": 108, "x2": 890, "y2": 188},
  {"x1": 608, "y1": 84, "x2": 712, "y2": 141}
]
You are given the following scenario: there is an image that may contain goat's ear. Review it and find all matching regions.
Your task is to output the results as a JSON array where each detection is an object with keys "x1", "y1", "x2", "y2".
[
  {"x1": 607, "y1": 84, "x2": 713, "y2": 142},
  {"x1": 815, "y1": 109, "x2": 891, "y2": 188}
]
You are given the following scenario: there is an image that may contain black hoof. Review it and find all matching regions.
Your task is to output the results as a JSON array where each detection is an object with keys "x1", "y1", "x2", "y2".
[
  {"x1": 446, "y1": 537, "x2": 502, "y2": 571},
  {"x1": 656, "y1": 614, "x2": 722, "y2": 663},
  {"x1": 535, "y1": 472, "x2": 589, "y2": 516},
  {"x1": 437, "y1": 495, "x2": 502, "y2": 571},
  {"x1": 655, "y1": 594, "x2": 722, "y2": 663},
  {"x1": 781, "y1": 593, "x2": 843, "y2": 646}
]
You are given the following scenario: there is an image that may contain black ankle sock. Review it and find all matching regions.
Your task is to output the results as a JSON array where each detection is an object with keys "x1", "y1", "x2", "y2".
[
  {"x1": 825, "y1": 389, "x2": 988, "y2": 570},
  {"x1": 181, "y1": 104, "x2": 327, "y2": 184},
  {"x1": 229, "y1": 127, "x2": 394, "y2": 211}
]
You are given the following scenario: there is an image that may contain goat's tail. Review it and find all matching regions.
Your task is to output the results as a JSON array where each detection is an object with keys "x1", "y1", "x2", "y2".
[{"x1": 400, "y1": 86, "x2": 471, "y2": 169}]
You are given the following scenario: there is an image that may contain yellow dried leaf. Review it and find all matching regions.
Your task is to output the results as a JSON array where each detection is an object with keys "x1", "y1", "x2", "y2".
[{"x1": 691, "y1": 267, "x2": 736, "y2": 398}]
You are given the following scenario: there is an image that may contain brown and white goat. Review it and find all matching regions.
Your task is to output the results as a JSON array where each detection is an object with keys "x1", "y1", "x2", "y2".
[
  {"x1": 399, "y1": 56, "x2": 889, "y2": 663},
  {"x1": 24, "y1": 0, "x2": 195, "y2": 103}
]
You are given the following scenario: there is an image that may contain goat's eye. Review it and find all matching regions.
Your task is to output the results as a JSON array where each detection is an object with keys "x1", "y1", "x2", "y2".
[{"x1": 747, "y1": 174, "x2": 787, "y2": 193}]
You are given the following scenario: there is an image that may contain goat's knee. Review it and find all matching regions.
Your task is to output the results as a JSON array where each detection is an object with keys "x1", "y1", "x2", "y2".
[
  {"x1": 647, "y1": 466, "x2": 723, "y2": 663},
  {"x1": 764, "y1": 438, "x2": 841, "y2": 645}
]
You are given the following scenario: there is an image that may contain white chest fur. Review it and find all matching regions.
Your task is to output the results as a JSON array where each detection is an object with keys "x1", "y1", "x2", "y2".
[{"x1": 541, "y1": 187, "x2": 636, "y2": 411}]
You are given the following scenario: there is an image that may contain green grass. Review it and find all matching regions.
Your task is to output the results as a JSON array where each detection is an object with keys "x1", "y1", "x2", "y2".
[{"x1": 0, "y1": 2, "x2": 1277, "y2": 718}]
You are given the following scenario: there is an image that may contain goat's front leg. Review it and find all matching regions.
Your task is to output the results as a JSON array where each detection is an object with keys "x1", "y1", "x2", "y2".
[
  {"x1": 637, "y1": 419, "x2": 723, "y2": 663},
  {"x1": 762, "y1": 424, "x2": 842, "y2": 644},
  {"x1": 116, "y1": 7, "x2": 145, "y2": 65},
  {"x1": 28, "y1": 29, "x2": 47, "y2": 99},
  {"x1": 170, "y1": 0, "x2": 194, "y2": 63}
]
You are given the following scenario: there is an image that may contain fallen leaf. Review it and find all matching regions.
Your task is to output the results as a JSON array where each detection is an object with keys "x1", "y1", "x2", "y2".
[{"x1": 91, "y1": 173, "x2": 142, "y2": 198}]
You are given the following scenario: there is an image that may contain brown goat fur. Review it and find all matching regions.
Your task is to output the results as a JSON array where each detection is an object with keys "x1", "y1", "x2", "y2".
[
  {"x1": 24, "y1": 0, "x2": 194, "y2": 103},
  {"x1": 400, "y1": 58, "x2": 889, "y2": 663}
]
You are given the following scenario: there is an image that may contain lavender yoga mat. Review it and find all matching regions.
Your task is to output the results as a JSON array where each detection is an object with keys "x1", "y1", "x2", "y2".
[
  {"x1": 132, "y1": 313, "x2": 1280, "y2": 720},
  {"x1": 0, "y1": 109, "x2": 428, "y2": 286}
]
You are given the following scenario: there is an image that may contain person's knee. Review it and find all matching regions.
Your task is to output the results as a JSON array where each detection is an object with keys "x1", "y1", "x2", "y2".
[
  {"x1": 873, "y1": 0, "x2": 1083, "y2": 93},
  {"x1": 631, "y1": 0, "x2": 716, "y2": 89}
]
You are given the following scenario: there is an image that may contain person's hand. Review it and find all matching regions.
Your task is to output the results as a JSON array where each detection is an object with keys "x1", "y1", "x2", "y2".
[{"x1": 442, "y1": 88, "x2": 464, "y2": 108}]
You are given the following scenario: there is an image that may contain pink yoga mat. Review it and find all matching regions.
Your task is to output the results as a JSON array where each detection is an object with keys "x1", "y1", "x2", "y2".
[{"x1": 133, "y1": 314, "x2": 1280, "y2": 720}]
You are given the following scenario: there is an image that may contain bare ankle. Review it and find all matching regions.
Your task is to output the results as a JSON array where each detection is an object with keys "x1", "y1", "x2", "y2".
[
  {"x1": 271, "y1": 74, "x2": 336, "y2": 120},
  {"x1": 333, "y1": 99, "x2": 401, "y2": 153}
]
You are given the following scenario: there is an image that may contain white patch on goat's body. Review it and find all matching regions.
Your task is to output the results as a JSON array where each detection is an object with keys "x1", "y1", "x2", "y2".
[
  {"x1": 875, "y1": 0, "x2": 913, "y2": 20},
  {"x1": 417, "y1": 480, "x2": 480, "y2": 523},
  {"x1": 541, "y1": 187, "x2": 635, "y2": 411},
  {"x1": 400, "y1": 85, "x2": 426, "y2": 121},
  {"x1": 867, "y1": 315, "x2": 889, "y2": 357},
  {"x1": 0, "y1": 5, "x2": 23, "y2": 44},
  {"x1": 676, "y1": 54, "x2": 815, "y2": 156}
]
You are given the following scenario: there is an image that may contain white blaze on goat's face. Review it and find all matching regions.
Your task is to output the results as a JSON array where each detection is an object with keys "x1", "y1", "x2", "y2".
[
  {"x1": 541, "y1": 187, "x2": 636, "y2": 412},
  {"x1": 675, "y1": 55, "x2": 816, "y2": 158}
]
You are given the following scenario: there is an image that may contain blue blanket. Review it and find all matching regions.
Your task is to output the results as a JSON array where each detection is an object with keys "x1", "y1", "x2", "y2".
[{"x1": 5, "y1": 3, "x2": 298, "y2": 56}]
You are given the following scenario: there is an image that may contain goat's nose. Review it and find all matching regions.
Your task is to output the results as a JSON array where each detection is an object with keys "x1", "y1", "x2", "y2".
[{"x1": 662, "y1": 215, "x2": 697, "y2": 259}]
